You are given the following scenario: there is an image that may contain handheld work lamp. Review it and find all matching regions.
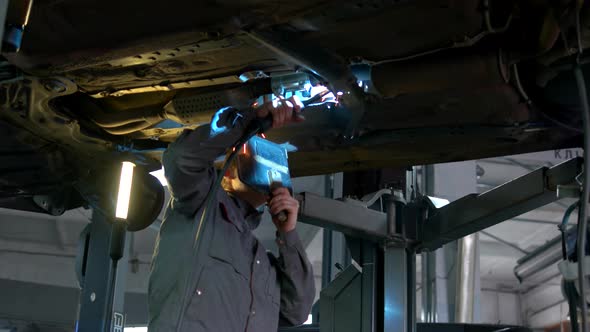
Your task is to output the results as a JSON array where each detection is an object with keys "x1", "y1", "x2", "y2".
[
  {"x1": 115, "y1": 161, "x2": 135, "y2": 220},
  {"x1": 104, "y1": 161, "x2": 135, "y2": 328},
  {"x1": 111, "y1": 161, "x2": 135, "y2": 264}
]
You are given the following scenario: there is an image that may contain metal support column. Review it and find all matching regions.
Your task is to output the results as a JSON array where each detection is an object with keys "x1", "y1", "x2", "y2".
[
  {"x1": 361, "y1": 242, "x2": 377, "y2": 332},
  {"x1": 383, "y1": 246, "x2": 416, "y2": 332},
  {"x1": 421, "y1": 251, "x2": 437, "y2": 323},
  {"x1": 77, "y1": 210, "x2": 129, "y2": 332},
  {"x1": 384, "y1": 185, "x2": 416, "y2": 332},
  {"x1": 321, "y1": 173, "x2": 350, "y2": 287},
  {"x1": 455, "y1": 233, "x2": 479, "y2": 323},
  {"x1": 322, "y1": 229, "x2": 333, "y2": 288}
]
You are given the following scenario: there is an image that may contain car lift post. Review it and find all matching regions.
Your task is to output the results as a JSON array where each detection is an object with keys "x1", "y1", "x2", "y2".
[
  {"x1": 76, "y1": 210, "x2": 129, "y2": 332},
  {"x1": 295, "y1": 158, "x2": 582, "y2": 332},
  {"x1": 77, "y1": 162, "x2": 134, "y2": 332}
]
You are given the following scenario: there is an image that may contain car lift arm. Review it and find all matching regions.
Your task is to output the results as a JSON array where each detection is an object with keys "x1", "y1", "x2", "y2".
[
  {"x1": 297, "y1": 158, "x2": 582, "y2": 252},
  {"x1": 420, "y1": 157, "x2": 582, "y2": 250}
]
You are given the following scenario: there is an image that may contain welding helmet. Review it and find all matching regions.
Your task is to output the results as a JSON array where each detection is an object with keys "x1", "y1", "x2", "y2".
[{"x1": 228, "y1": 135, "x2": 293, "y2": 195}]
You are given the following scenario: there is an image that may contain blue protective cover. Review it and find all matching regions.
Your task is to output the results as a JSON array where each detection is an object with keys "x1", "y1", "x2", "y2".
[{"x1": 236, "y1": 136, "x2": 292, "y2": 195}]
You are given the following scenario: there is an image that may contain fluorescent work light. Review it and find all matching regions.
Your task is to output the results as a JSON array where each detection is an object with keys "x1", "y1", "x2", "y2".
[{"x1": 116, "y1": 161, "x2": 135, "y2": 220}]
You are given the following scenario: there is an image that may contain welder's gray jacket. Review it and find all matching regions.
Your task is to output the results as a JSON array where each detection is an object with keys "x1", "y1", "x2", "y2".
[{"x1": 148, "y1": 108, "x2": 315, "y2": 332}]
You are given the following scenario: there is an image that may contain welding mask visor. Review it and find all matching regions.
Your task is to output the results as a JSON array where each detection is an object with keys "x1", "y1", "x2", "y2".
[{"x1": 229, "y1": 136, "x2": 293, "y2": 196}]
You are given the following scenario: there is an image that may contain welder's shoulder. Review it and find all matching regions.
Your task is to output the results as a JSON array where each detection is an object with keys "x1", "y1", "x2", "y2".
[
  {"x1": 161, "y1": 130, "x2": 187, "y2": 168},
  {"x1": 162, "y1": 128, "x2": 199, "y2": 157},
  {"x1": 157, "y1": 206, "x2": 195, "y2": 239}
]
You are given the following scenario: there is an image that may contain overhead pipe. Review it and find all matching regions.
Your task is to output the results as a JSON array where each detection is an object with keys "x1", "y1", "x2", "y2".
[
  {"x1": 85, "y1": 106, "x2": 164, "y2": 128},
  {"x1": 421, "y1": 251, "x2": 437, "y2": 323},
  {"x1": 513, "y1": 231, "x2": 570, "y2": 282},
  {"x1": 101, "y1": 121, "x2": 158, "y2": 135},
  {"x1": 371, "y1": 51, "x2": 509, "y2": 98}
]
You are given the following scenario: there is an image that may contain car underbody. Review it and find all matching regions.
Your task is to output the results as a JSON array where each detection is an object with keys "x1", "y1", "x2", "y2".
[{"x1": 0, "y1": 0, "x2": 587, "y2": 219}]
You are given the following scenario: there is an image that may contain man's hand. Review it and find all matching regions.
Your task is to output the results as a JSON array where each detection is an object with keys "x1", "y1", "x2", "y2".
[
  {"x1": 269, "y1": 187, "x2": 299, "y2": 233},
  {"x1": 255, "y1": 95, "x2": 305, "y2": 129}
]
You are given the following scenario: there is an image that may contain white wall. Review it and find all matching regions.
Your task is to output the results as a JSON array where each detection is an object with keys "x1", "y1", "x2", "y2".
[
  {"x1": 527, "y1": 302, "x2": 567, "y2": 330},
  {"x1": 522, "y1": 275, "x2": 566, "y2": 329},
  {"x1": 477, "y1": 275, "x2": 569, "y2": 329},
  {"x1": 416, "y1": 287, "x2": 524, "y2": 326},
  {"x1": 480, "y1": 291, "x2": 522, "y2": 325}
]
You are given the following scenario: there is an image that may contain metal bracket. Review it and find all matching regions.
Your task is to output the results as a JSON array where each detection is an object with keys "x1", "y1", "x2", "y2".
[
  {"x1": 297, "y1": 192, "x2": 389, "y2": 241},
  {"x1": 297, "y1": 190, "x2": 409, "y2": 243},
  {"x1": 558, "y1": 257, "x2": 590, "y2": 281}
]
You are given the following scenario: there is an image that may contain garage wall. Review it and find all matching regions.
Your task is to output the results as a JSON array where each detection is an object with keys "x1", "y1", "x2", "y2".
[
  {"x1": 417, "y1": 287, "x2": 523, "y2": 326},
  {"x1": 522, "y1": 275, "x2": 567, "y2": 329},
  {"x1": 0, "y1": 279, "x2": 149, "y2": 330},
  {"x1": 480, "y1": 290, "x2": 522, "y2": 326}
]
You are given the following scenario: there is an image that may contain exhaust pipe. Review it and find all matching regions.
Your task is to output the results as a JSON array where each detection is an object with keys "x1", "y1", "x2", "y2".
[{"x1": 370, "y1": 51, "x2": 509, "y2": 97}]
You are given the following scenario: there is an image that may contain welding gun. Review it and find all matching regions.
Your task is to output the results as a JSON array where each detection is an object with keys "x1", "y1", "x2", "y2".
[{"x1": 236, "y1": 88, "x2": 331, "y2": 146}]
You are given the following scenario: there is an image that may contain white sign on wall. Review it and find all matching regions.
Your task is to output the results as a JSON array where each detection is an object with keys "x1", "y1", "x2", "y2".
[{"x1": 511, "y1": 149, "x2": 583, "y2": 165}]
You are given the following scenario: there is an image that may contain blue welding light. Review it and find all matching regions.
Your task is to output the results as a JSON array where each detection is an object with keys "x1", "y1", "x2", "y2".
[
  {"x1": 350, "y1": 64, "x2": 371, "y2": 81},
  {"x1": 210, "y1": 107, "x2": 232, "y2": 136},
  {"x1": 154, "y1": 119, "x2": 184, "y2": 129},
  {"x1": 279, "y1": 142, "x2": 298, "y2": 152},
  {"x1": 3, "y1": 26, "x2": 23, "y2": 51}
]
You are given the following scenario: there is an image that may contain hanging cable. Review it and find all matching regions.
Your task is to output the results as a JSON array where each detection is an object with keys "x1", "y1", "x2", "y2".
[
  {"x1": 574, "y1": 1, "x2": 590, "y2": 330},
  {"x1": 561, "y1": 202, "x2": 580, "y2": 260},
  {"x1": 559, "y1": 201, "x2": 580, "y2": 332},
  {"x1": 575, "y1": 63, "x2": 590, "y2": 332},
  {"x1": 566, "y1": 279, "x2": 582, "y2": 332},
  {"x1": 562, "y1": 201, "x2": 582, "y2": 332},
  {"x1": 559, "y1": 228, "x2": 567, "y2": 261}
]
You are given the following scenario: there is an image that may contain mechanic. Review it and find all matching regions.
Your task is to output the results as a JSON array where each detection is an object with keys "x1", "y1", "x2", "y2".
[{"x1": 148, "y1": 96, "x2": 316, "y2": 331}]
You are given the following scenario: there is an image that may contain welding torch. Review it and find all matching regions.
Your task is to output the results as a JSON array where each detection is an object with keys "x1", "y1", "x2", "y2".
[{"x1": 236, "y1": 88, "x2": 331, "y2": 146}]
